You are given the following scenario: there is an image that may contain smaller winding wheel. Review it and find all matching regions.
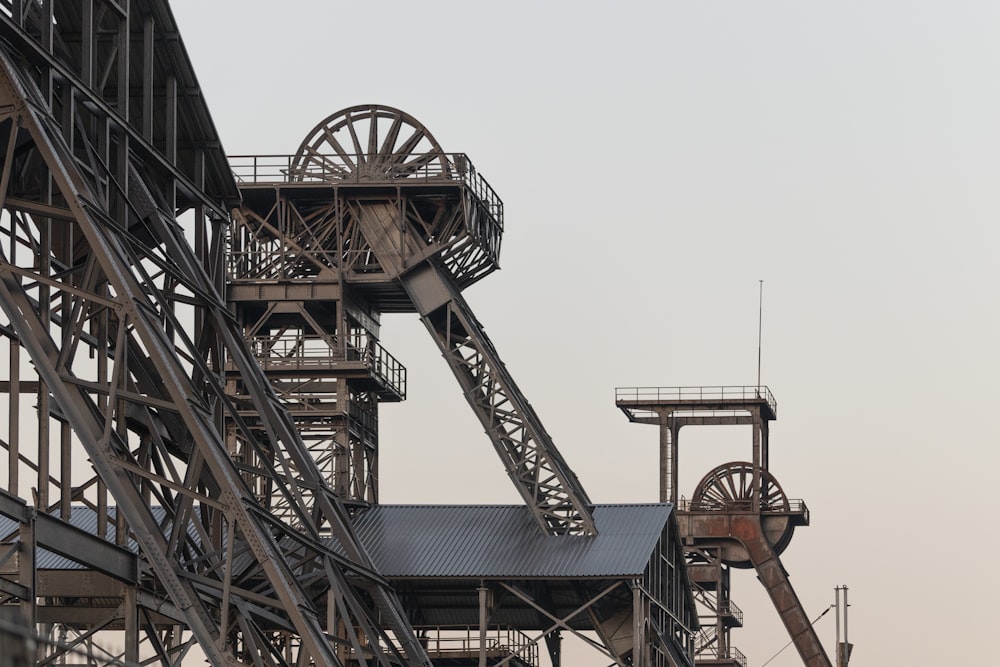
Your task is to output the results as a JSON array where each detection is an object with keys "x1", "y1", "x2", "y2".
[
  {"x1": 690, "y1": 461, "x2": 796, "y2": 568},
  {"x1": 691, "y1": 461, "x2": 790, "y2": 513}
]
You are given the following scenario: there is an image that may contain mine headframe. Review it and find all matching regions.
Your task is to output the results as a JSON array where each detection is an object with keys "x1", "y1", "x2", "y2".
[{"x1": 231, "y1": 104, "x2": 597, "y2": 536}]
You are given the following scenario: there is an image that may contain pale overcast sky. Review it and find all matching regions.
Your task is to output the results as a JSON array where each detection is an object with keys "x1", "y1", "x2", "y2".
[{"x1": 172, "y1": 2, "x2": 1000, "y2": 664}]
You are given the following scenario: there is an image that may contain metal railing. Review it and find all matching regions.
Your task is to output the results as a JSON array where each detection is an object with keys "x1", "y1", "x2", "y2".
[
  {"x1": 229, "y1": 152, "x2": 504, "y2": 230},
  {"x1": 693, "y1": 585, "x2": 744, "y2": 626},
  {"x1": 615, "y1": 385, "x2": 777, "y2": 416},
  {"x1": 727, "y1": 647, "x2": 749, "y2": 667},
  {"x1": 414, "y1": 626, "x2": 539, "y2": 666},
  {"x1": 695, "y1": 632, "x2": 748, "y2": 667},
  {"x1": 719, "y1": 601, "x2": 744, "y2": 625},
  {"x1": 244, "y1": 335, "x2": 406, "y2": 398},
  {"x1": 678, "y1": 497, "x2": 808, "y2": 517}
]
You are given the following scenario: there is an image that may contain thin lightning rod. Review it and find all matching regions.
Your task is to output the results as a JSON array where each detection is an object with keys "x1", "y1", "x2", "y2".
[{"x1": 757, "y1": 279, "x2": 763, "y2": 393}]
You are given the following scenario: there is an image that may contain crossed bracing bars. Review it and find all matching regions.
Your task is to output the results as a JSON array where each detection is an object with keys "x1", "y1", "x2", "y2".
[
  {"x1": 0, "y1": 47, "x2": 429, "y2": 667},
  {"x1": 399, "y1": 263, "x2": 597, "y2": 536}
]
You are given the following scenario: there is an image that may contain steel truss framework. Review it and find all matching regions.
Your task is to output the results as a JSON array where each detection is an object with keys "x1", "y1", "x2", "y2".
[
  {"x1": 232, "y1": 104, "x2": 597, "y2": 536},
  {"x1": 0, "y1": 3, "x2": 700, "y2": 665},
  {"x1": 0, "y1": 2, "x2": 429, "y2": 665},
  {"x1": 616, "y1": 387, "x2": 830, "y2": 667}
]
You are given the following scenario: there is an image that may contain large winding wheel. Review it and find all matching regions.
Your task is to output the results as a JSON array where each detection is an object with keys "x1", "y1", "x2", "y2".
[
  {"x1": 691, "y1": 462, "x2": 797, "y2": 568},
  {"x1": 290, "y1": 104, "x2": 451, "y2": 181}
]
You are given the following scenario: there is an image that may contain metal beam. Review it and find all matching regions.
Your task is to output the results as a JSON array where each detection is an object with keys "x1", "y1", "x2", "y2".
[
  {"x1": 0, "y1": 490, "x2": 136, "y2": 584},
  {"x1": 32, "y1": 511, "x2": 137, "y2": 583},
  {"x1": 401, "y1": 262, "x2": 596, "y2": 536}
]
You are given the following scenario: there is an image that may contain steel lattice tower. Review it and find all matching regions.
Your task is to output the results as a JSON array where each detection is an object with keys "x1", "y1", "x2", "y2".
[{"x1": 230, "y1": 104, "x2": 597, "y2": 537}]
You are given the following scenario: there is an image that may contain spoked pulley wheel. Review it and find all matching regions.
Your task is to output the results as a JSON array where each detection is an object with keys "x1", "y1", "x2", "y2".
[
  {"x1": 691, "y1": 461, "x2": 790, "y2": 513},
  {"x1": 290, "y1": 104, "x2": 450, "y2": 182},
  {"x1": 690, "y1": 461, "x2": 796, "y2": 568}
]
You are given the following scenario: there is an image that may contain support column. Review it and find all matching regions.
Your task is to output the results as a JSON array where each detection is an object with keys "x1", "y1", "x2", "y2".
[
  {"x1": 670, "y1": 419, "x2": 680, "y2": 507},
  {"x1": 124, "y1": 585, "x2": 139, "y2": 665},
  {"x1": 478, "y1": 583, "x2": 488, "y2": 667},
  {"x1": 751, "y1": 406, "x2": 762, "y2": 509},
  {"x1": 631, "y1": 581, "x2": 643, "y2": 667},
  {"x1": 658, "y1": 412, "x2": 670, "y2": 504},
  {"x1": 656, "y1": 410, "x2": 681, "y2": 505},
  {"x1": 544, "y1": 630, "x2": 562, "y2": 667},
  {"x1": 17, "y1": 514, "x2": 35, "y2": 658},
  {"x1": 7, "y1": 339, "x2": 18, "y2": 497}
]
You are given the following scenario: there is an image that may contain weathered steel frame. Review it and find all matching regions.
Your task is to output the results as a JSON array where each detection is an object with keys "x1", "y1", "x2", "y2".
[
  {"x1": 616, "y1": 387, "x2": 830, "y2": 667},
  {"x1": 686, "y1": 546, "x2": 742, "y2": 664},
  {"x1": 241, "y1": 101, "x2": 596, "y2": 534},
  {"x1": 232, "y1": 121, "x2": 596, "y2": 535},
  {"x1": 0, "y1": 3, "x2": 430, "y2": 665},
  {"x1": 496, "y1": 580, "x2": 630, "y2": 666},
  {"x1": 403, "y1": 264, "x2": 597, "y2": 536},
  {"x1": 227, "y1": 194, "x2": 396, "y2": 508},
  {"x1": 248, "y1": 100, "x2": 596, "y2": 535}
]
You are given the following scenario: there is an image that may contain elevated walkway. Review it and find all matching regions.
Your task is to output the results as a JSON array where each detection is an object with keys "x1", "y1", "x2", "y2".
[
  {"x1": 417, "y1": 627, "x2": 538, "y2": 667},
  {"x1": 228, "y1": 335, "x2": 406, "y2": 401}
]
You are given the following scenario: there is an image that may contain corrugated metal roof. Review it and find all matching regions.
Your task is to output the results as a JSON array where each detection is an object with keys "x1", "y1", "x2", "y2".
[
  {"x1": 2, "y1": 503, "x2": 674, "y2": 579},
  {"x1": 350, "y1": 504, "x2": 673, "y2": 578},
  {"x1": 0, "y1": 507, "x2": 161, "y2": 570}
]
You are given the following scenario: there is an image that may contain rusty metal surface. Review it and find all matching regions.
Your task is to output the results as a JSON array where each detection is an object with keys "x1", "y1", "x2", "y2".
[
  {"x1": 731, "y1": 516, "x2": 831, "y2": 667},
  {"x1": 617, "y1": 386, "x2": 830, "y2": 666}
]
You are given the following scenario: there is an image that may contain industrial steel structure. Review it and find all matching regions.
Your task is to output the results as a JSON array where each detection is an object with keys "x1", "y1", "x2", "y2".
[
  {"x1": 0, "y1": 2, "x2": 830, "y2": 666},
  {"x1": 616, "y1": 387, "x2": 830, "y2": 667}
]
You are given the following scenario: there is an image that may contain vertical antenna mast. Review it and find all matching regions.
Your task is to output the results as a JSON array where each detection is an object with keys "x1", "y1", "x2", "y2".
[{"x1": 757, "y1": 279, "x2": 764, "y2": 393}]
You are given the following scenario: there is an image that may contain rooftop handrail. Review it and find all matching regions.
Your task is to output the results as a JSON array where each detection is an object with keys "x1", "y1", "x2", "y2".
[
  {"x1": 678, "y1": 497, "x2": 808, "y2": 515},
  {"x1": 615, "y1": 385, "x2": 777, "y2": 416},
  {"x1": 228, "y1": 152, "x2": 503, "y2": 230}
]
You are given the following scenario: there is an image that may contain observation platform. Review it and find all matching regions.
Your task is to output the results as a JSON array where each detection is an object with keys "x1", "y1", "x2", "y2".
[
  {"x1": 230, "y1": 152, "x2": 503, "y2": 216},
  {"x1": 616, "y1": 386, "x2": 777, "y2": 423},
  {"x1": 228, "y1": 151, "x2": 504, "y2": 309}
]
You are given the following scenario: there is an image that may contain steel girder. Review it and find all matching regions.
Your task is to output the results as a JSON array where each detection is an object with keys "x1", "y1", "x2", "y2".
[
  {"x1": 226, "y1": 197, "x2": 393, "y2": 508},
  {"x1": 0, "y1": 3, "x2": 430, "y2": 665},
  {"x1": 398, "y1": 262, "x2": 598, "y2": 537}
]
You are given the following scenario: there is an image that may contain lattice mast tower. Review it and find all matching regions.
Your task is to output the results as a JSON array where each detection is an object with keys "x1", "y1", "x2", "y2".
[{"x1": 230, "y1": 105, "x2": 597, "y2": 536}]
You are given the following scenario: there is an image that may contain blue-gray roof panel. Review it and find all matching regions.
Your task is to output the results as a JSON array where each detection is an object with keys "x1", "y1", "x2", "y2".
[
  {"x1": 351, "y1": 504, "x2": 673, "y2": 578},
  {"x1": 2, "y1": 503, "x2": 674, "y2": 579}
]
